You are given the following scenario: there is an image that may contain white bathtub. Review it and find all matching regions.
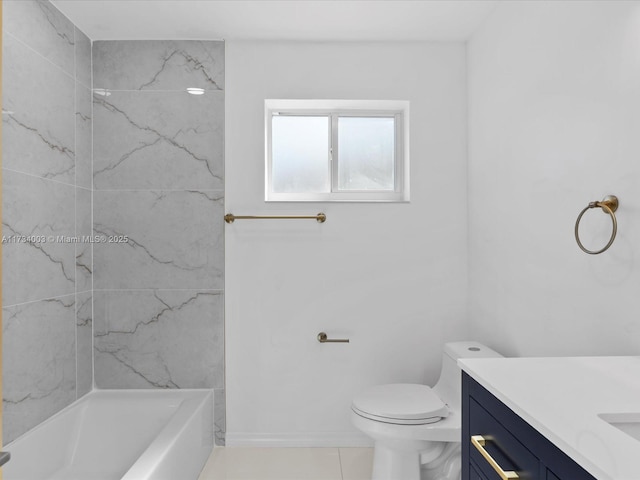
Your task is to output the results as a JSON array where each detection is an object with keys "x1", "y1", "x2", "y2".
[{"x1": 3, "y1": 389, "x2": 214, "y2": 480}]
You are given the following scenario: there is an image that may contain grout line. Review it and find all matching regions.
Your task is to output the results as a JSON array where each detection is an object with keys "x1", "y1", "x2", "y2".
[
  {"x1": 74, "y1": 22, "x2": 79, "y2": 403},
  {"x1": 92, "y1": 188, "x2": 225, "y2": 193},
  {"x1": 3, "y1": 30, "x2": 77, "y2": 83},
  {"x1": 90, "y1": 88, "x2": 224, "y2": 93},
  {"x1": 2, "y1": 167, "x2": 80, "y2": 189},
  {"x1": 92, "y1": 288, "x2": 224, "y2": 292},
  {"x1": 4, "y1": 292, "x2": 77, "y2": 310},
  {"x1": 90, "y1": 34, "x2": 96, "y2": 394}
]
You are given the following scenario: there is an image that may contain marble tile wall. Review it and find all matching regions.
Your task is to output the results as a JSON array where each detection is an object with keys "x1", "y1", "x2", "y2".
[
  {"x1": 2, "y1": 0, "x2": 93, "y2": 444},
  {"x1": 92, "y1": 40, "x2": 225, "y2": 443}
]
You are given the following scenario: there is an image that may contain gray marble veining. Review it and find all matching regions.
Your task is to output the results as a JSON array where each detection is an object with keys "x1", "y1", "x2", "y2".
[
  {"x1": 3, "y1": 171, "x2": 76, "y2": 306},
  {"x1": 91, "y1": 39, "x2": 226, "y2": 441},
  {"x1": 3, "y1": 0, "x2": 75, "y2": 76},
  {"x1": 76, "y1": 187, "x2": 92, "y2": 293},
  {"x1": 3, "y1": 33, "x2": 75, "y2": 184},
  {"x1": 75, "y1": 85, "x2": 92, "y2": 189},
  {"x1": 94, "y1": 290, "x2": 223, "y2": 389},
  {"x1": 2, "y1": 0, "x2": 96, "y2": 445},
  {"x1": 93, "y1": 40, "x2": 224, "y2": 91},
  {"x1": 74, "y1": 26, "x2": 91, "y2": 89},
  {"x1": 93, "y1": 190, "x2": 224, "y2": 290},
  {"x1": 76, "y1": 291, "x2": 93, "y2": 398},
  {"x1": 3, "y1": 294, "x2": 76, "y2": 444},
  {"x1": 93, "y1": 91, "x2": 223, "y2": 190},
  {"x1": 3, "y1": 26, "x2": 228, "y2": 442}
]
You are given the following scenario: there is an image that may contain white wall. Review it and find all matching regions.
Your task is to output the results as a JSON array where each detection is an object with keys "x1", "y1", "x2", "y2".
[
  {"x1": 225, "y1": 41, "x2": 468, "y2": 445},
  {"x1": 468, "y1": 1, "x2": 640, "y2": 357}
]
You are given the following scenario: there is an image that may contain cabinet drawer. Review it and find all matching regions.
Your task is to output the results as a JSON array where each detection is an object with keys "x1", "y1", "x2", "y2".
[
  {"x1": 469, "y1": 397, "x2": 539, "y2": 480},
  {"x1": 470, "y1": 462, "x2": 490, "y2": 480},
  {"x1": 546, "y1": 471, "x2": 560, "y2": 480}
]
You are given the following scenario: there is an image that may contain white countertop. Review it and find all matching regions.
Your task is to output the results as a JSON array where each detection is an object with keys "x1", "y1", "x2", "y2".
[{"x1": 459, "y1": 356, "x2": 640, "y2": 480}]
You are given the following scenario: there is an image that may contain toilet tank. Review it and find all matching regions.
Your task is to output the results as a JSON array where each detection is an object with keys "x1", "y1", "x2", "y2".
[{"x1": 432, "y1": 341, "x2": 502, "y2": 410}]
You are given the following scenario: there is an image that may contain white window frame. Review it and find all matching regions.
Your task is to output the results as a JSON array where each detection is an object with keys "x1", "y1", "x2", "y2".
[{"x1": 265, "y1": 99, "x2": 410, "y2": 202}]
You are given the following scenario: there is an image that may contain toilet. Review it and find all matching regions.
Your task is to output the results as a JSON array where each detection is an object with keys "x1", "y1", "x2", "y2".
[{"x1": 351, "y1": 341, "x2": 502, "y2": 480}]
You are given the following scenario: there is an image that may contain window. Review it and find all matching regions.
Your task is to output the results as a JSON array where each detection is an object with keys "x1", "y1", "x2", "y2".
[{"x1": 265, "y1": 99, "x2": 409, "y2": 202}]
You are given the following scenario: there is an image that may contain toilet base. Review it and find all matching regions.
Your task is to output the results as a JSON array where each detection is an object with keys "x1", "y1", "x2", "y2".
[
  {"x1": 371, "y1": 441, "x2": 461, "y2": 480},
  {"x1": 372, "y1": 442, "x2": 421, "y2": 480},
  {"x1": 421, "y1": 443, "x2": 461, "y2": 480}
]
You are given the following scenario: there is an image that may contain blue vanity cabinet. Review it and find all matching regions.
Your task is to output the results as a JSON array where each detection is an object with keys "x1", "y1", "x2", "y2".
[
  {"x1": 470, "y1": 463, "x2": 489, "y2": 480},
  {"x1": 462, "y1": 372, "x2": 597, "y2": 480}
]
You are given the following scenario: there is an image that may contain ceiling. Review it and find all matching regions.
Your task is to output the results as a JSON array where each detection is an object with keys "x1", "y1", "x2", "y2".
[{"x1": 51, "y1": 0, "x2": 500, "y2": 42}]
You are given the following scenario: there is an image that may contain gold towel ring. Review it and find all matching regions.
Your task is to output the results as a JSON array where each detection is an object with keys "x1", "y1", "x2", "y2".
[{"x1": 574, "y1": 195, "x2": 618, "y2": 255}]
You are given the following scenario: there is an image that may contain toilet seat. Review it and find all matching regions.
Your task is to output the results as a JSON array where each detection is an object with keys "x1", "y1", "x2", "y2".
[{"x1": 351, "y1": 383, "x2": 449, "y2": 425}]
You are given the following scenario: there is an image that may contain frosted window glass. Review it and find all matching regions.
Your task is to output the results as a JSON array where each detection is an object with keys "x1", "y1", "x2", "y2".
[
  {"x1": 338, "y1": 117, "x2": 395, "y2": 191},
  {"x1": 271, "y1": 116, "x2": 330, "y2": 193}
]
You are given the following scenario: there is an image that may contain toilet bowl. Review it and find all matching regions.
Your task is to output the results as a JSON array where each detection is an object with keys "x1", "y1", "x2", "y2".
[{"x1": 351, "y1": 341, "x2": 502, "y2": 480}]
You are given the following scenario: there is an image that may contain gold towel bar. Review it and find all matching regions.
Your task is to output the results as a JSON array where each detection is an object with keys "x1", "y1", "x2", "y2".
[{"x1": 225, "y1": 213, "x2": 326, "y2": 224}]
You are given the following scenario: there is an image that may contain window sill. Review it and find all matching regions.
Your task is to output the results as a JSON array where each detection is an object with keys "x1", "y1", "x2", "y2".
[{"x1": 265, "y1": 191, "x2": 410, "y2": 202}]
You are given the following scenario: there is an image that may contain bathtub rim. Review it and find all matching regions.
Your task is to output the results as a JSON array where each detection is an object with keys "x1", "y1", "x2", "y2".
[{"x1": 4, "y1": 388, "x2": 216, "y2": 450}]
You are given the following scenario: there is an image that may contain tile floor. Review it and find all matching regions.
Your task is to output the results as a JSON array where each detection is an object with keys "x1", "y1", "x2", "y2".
[{"x1": 199, "y1": 447, "x2": 373, "y2": 480}]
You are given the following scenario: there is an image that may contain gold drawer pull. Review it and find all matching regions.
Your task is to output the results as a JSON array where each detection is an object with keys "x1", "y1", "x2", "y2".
[{"x1": 471, "y1": 435, "x2": 519, "y2": 479}]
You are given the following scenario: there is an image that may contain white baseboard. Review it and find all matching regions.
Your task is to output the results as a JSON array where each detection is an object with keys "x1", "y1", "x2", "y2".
[{"x1": 225, "y1": 431, "x2": 373, "y2": 448}]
